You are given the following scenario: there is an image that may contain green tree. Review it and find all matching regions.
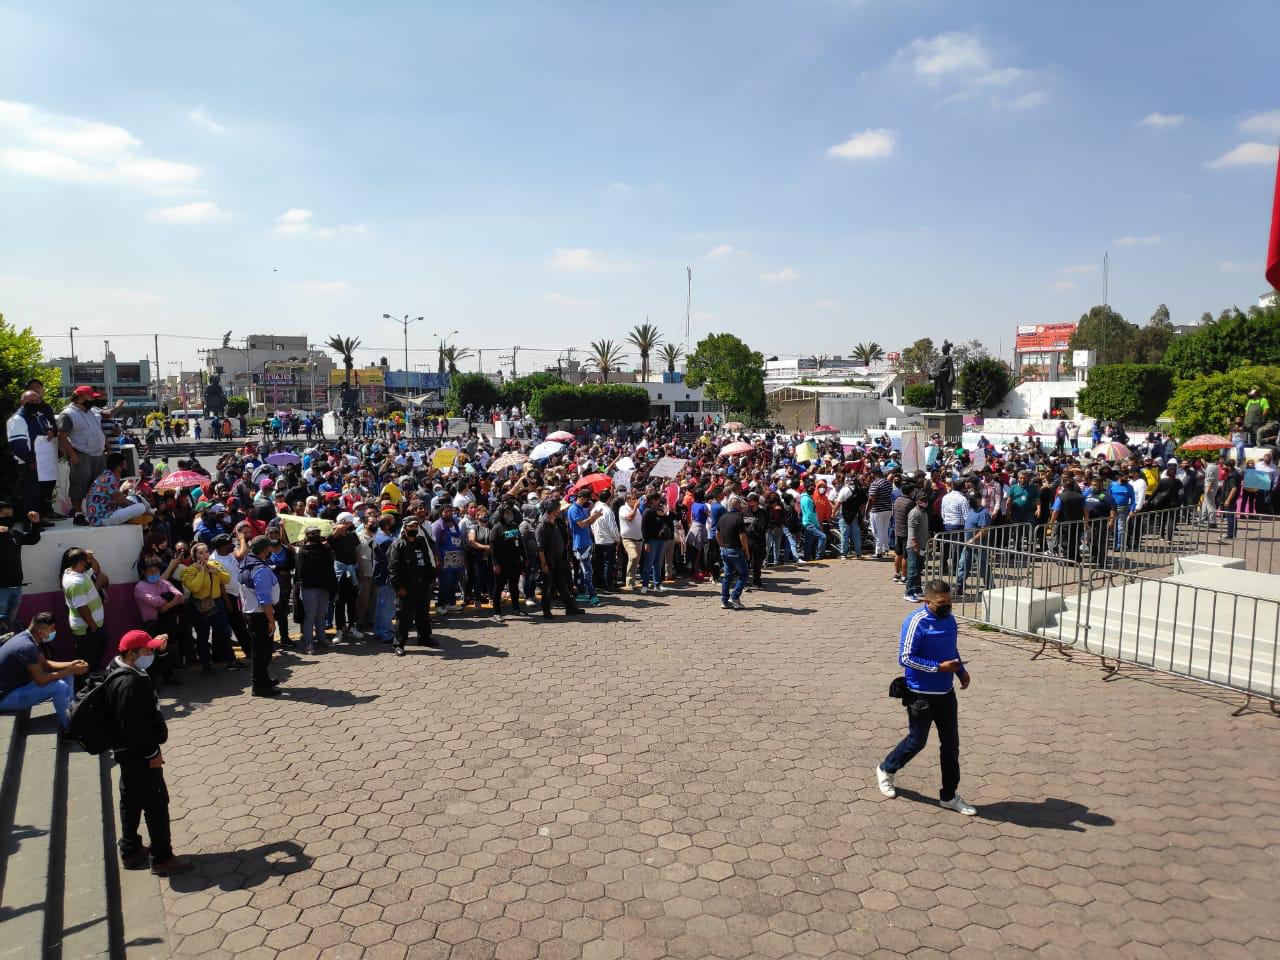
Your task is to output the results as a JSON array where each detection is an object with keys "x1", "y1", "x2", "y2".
[
  {"x1": 444, "y1": 372, "x2": 499, "y2": 414},
  {"x1": 851, "y1": 341, "x2": 885, "y2": 366},
  {"x1": 440, "y1": 344, "x2": 473, "y2": 375},
  {"x1": 528, "y1": 383, "x2": 649, "y2": 423},
  {"x1": 1077, "y1": 363, "x2": 1174, "y2": 426},
  {"x1": 684, "y1": 333, "x2": 765, "y2": 414},
  {"x1": 904, "y1": 383, "x2": 935, "y2": 408},
  {"x1": 325, "y1": 335, "x2": 362, "y2": 382},
  {"x1": 1129, "y1": 304, "x2": 1175, "y2": 363},
  {"x1": 657, "y1": 342, "x2": 684, "y2": 374},
  {"x1": 0, "y1": 314, "x2": 60, "y2": 401},
  {"x1": 225, "y1": 396, "x2": 249, "y2": 416},
  {"x1": 626, "y1": 322, "x2": 662, "y2": 383},
  {"x1": 587, "y1": 339, "x2": 626, "y2": 383},
  {"x1": 499, "y1": 371, "x2": 562, "y2": 408},
  {"x1": 949, "y1": 339, "x2": 989, "y2": 370},
  {"x1": 957, "y1": 356, "x2": 1012, "y2": 411},
  {"x1": 1067, "y1": 305, "x2": 1138, "y2": 366},
  {"x1": 897, "y1": 338, "x2": 938, "y2": 380},
  {"x1": 1150, "y1": 304, "x2": 1171, "y2": 327},
  {"x1": 1162, "y1": 305, "x2": 1280, "y2": 379},
  {"x1": 1164, "y1": 365, "x2": 1280, "y2": 438}
]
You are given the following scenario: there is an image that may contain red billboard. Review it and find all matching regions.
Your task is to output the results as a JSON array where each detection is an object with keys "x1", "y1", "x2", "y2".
[{"x1": 1015, "y1": 322, "x2": 1076, "y2": 353}]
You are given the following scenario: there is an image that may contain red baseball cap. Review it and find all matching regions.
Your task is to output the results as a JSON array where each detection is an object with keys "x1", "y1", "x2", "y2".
[
  {"x1": 118, "y1": 629, "x2": 166, "y2": 653},
  {"x1": 73, "y1": 385, "x2": 104, "y2": 399}
]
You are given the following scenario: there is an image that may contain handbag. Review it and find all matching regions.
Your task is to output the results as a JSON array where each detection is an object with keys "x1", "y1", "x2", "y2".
[
  {"x1": 889, "y1": 677, "x2": 908, "y2": 700},
  {"x1": 193, "y1": 570, "x2": 217, "y2": 614}
]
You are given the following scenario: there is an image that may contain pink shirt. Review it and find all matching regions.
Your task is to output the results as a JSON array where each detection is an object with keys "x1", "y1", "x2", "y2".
[{"x1": 134, "y1": 578, "x2": 179, "y2": 621}]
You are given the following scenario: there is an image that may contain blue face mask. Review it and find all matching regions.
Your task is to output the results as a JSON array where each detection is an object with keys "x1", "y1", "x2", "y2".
[{"x1": 146, "y1": 573, "x2": 161, "y2": 583}]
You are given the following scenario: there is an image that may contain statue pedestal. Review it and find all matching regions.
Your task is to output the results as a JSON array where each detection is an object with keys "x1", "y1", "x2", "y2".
[{"x1": 921, "y1": 410, "x2": 964, "y2": 444}]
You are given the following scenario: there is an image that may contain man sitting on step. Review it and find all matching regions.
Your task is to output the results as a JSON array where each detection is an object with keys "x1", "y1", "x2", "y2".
[{"x1": 0, "y1": 612, "x2": 89, "y2": 727}]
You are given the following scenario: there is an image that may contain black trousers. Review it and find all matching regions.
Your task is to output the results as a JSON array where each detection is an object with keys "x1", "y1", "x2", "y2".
[
  {"x1": 73, "y1": 629, "x2": 107, "y2": 689},
  {"x1": 492, "y1": 563, "x2": 521, "y2": 614},
  {"x1": 248, "y1": 611, "x2": 274, "y2": 690},
  {"x1": 541, "y1": 558, "x2": 579, "y2": 614},
  {"x1": 395, "y1": 589, "x2": 431, "y2": 647},
  {"x1": 225, "y1": 598, "x2": 252, "y2": 660},
  {"x1": 334, "y1": 575, "x2": 357, "y2": 630},
  {"x1": 882, "y1": 689, "x2": 961, "y2": 801},
  {"x1": 749, "y1": 547, "x2": 764, "y2": 586},
  {"x1": 116, "y1": 752, "x2": 173, "y2": 864}
]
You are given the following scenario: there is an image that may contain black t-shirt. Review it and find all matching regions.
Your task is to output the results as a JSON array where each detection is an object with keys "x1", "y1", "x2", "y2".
[
  {"x1": 717, "y1": 511, "x2": 745, "y2": 548},
  {"x1": 1056, "y1": 488, "x2": 1085, "y2": 522}
]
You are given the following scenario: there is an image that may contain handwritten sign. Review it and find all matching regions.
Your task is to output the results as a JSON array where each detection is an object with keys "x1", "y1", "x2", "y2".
[
  {"x1": 431, "y1": 448, "x2": 458, "y2": 470},
  {"x1": 649, "y1": 456, "x2": 687, "y2": 479},
  {"x1": 613, "y1": 469, "x2": 633, "y2": 491}
]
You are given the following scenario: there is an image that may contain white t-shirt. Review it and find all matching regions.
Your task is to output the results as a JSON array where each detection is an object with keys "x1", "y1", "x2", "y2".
[
  {"x1": 215, "y1": 551, "x2": 243, "y2": 599},
  {"x1": 619, "y1": 503, "x2": 642, "y2": 540}
]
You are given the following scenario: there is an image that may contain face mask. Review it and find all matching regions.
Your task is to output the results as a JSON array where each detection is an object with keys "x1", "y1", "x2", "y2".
[
  {"x1": 136, "y1": 653, "x2": 155, "y2": 670},
  {"x1": 44, "y1": 630, "x2": 56, "y2": 646},
  {"x1": 146, "y1": 573, "x2": 161, "y2": 583},
  {"x1": 932, "y1": 603, "x2": 953, "y2": 619}
]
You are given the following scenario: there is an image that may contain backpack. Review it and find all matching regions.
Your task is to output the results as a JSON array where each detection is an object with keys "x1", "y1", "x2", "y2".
[{"x1": 66, "y1": 669, "x2": 128, "y2": 755}]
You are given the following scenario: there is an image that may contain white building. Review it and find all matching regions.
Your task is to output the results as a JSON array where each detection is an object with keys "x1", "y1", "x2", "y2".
[
  {"x1": 763, "y1": 356, "x2": 905, "y2": 406},
  {"x1": 204, "y1": 334, "x2": 333, "y2": 401},
  {"x1": 637, "y1": 373, "x2": 723, "y2": 420}
]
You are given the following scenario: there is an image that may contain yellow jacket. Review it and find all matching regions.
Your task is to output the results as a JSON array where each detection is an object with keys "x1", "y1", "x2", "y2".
[{"x1": 181, "y1": 561, "x2": 231, "y2": 600}]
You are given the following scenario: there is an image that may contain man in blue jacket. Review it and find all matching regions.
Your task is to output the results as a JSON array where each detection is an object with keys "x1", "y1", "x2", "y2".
[{"x1": 876, "y1": 579, "x2": 976, "y2": 815}]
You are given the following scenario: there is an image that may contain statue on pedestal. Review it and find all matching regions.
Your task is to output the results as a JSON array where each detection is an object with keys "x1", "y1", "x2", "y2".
[
  {"x1": 203, "y1": 375, "x2": 227, "y2": 417},
  {"x1": 339, "y1": 381, "x2": 359, "y2": 415},
  {"x1": 932, "y1": 340, "x2": 956, "y2": 411}
]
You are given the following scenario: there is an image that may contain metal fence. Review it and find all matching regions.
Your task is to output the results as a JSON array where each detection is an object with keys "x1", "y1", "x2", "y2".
[{"x1": 923, "y1": 505, "x2": 1280, "y2": 713}]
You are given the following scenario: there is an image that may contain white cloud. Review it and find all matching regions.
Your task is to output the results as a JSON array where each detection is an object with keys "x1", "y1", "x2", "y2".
[
  {"x1": 1140, "y1": 112, "x2": 1186, "y2": 129},
  {"x1": 706, "y1": 244, "x2": 744, "y2": 260},
  {"x1": 900, "y1": 33, "x2": 1043, "y2": 112},
  {"x1": 1239, "y1": 110, "x2": 1280, "y2": 135},
  {"x1": 1060, "y1": 264, "x2": 1098, "y2": 275},
  {"x1": 545, "y1": 292, "x2": 599, "y2": 306},
  {"x1": 314, "y1": 224, "x2": 369, "y2": 238},
  {"x1": 550, "y1": 247, "x2": 627, "y2": 272},
  {"x1": 1113, "y1": 234, "x2": 1162, "y2": 246},
  {"x1": 760, "y1": 267, "x2": 799, "y2": 283},
  {"x1": 288, "y1": 280, "x2": 351, "y2": 293},
  {"x1": 1207, "y1": 142, "x2": 1280, "y2": 169},
  {"x1": 1007, "y1": 92, "x2": 1046, "y2": 111},
  {"x1": 110, "y1": 289, "x2": 162, "y2": 304},
  {"x1": 146, "y1": 201, "x2": 233, "y2": 223},
  {"x1": 0, "y1": 99, "x2": 201, "y2": 189},
  {"x1": 189, "y1": 107, "x2": 226, "y2": 134},
  {"x1": 827, "y1": 128, "x2": 895, "y2": 159},
  {"x1": 1051, "y1": 280, "x2": 1076, "y2": 292},
  {"x1": 1218, "y1": 260, "x2": 1256, "y2": 273},
  {"x1": 275, "y1": 208, "x2": 315, "y2": 234}
]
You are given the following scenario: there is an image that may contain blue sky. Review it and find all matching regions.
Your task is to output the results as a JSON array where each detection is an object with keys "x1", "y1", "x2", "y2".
[{"x1": 2, "y1": 0, "x2": 1278, "y2": 376}]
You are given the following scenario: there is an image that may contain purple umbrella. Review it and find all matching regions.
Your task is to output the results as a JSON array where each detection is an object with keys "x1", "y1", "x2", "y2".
[{"x1": 266, "y1": 451, "x2": 301, "y2": 466}]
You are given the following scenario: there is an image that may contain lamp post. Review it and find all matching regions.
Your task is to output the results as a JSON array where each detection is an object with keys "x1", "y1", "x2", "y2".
[
  {"x1": 69, "y1": 326, "x2": 80, "y2": 364},
  {"x1": 383, "y1": 313, "x2": 424, "y2": 381},
  {"x1": 435, "y1": 329, "x2": 460, "y2": 376}
]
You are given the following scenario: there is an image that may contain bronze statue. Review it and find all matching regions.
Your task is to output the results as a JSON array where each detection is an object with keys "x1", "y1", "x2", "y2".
[
  {"x1": 203, "y1": 374, "x2": 227, "y2": 417},
  {"x1": 932, "y1": 341, "x2": 956, "y2": 411}
]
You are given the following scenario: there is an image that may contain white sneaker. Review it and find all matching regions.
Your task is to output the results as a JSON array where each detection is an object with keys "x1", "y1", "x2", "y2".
[
  {"x1": 640, "y1": 586, "x2": 648, "y2": 595},
  {"x1": 349, "y1": 627, "x2": 365, "y2": 639},
  {"x1": 940, "y1": 794, "x2": 977, "y2": 816},
  {"x1": 876, "y1": 766, "x2": 896, "y2": 798},
  {"x1": 730, "y1": 599, "x2": 744, "y2": 610},
  {"x1": 655, "y1": 584, "x2": 665, "y2": 593},
  {"x1": 493, "y1": 613, "x2": 504, "y2": 623}
]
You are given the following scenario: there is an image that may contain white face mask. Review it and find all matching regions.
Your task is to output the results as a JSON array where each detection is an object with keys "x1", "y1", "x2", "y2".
[{"x1": 135, "y1": 653, "x2": 155, "y2": 671}]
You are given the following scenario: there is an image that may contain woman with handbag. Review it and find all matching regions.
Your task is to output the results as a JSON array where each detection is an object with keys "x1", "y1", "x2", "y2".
[{"x1": 179, "y1": 543, "x2": 237, "y2": 673}]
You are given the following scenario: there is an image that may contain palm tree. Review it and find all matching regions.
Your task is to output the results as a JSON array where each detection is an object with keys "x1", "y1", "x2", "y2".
[
  {"x1": 851, "y1": 341, "x2": 885, "y2": 366},
  {"x1": 588, "y1": 339, "x2": 626, "y2": 382},
  {"x1": 657, "y1": 342, "x2": 684, "y2": 374},
  {"x1": 626, "y1": 321, "x2": 662, "y2": 383},
  {"x1": 441, "y1": 344, "x2": 474, "y2": 375},
  {"x1": 325, "y1": 335, "x2": 362, "y2": 382}
]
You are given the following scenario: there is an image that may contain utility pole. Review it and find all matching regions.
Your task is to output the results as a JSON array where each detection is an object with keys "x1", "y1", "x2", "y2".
[
  {"x1": 512, "y1": 346, "x2": 519, "y2": 377},
  {"x1": 685, "y1": 266, "x2": 692, "y2": 353},
  {"x1": 69, "y1": 326, "x2": 80, "y2": 364},
  {"x1": 384, "y1": 313, "x2": 423, "y2": 377},
  {"x1": 154, "y1": 333, "x2": 161, "y2": 408}
]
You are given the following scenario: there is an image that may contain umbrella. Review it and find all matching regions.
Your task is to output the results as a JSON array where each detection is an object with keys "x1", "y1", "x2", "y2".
[
  {"x1": 722, "y1": 421, "x2": 745, "y2": 432},
  {"x1": 812, "y1": 425, "x2": 839, "y2": 434},
  {"x1": 720, "y1": 441, "x2": 755, "y2": 457},
  {"x1": 571, "y1": 473, "x2": 612, "y2": 495},
  {"x1": 266, "y1": 451, "x2": 301, "y2": 466},
  {"x1": 1180, "y1": 434, "x2": 1234, "y2": 452},
  {"x1": 547, "y1": 430, "x2": 576, "y2": 442},
  {"x1": 1090, "y1": 441, "x2": 1131, "y2": 461},
  {"x1": 530, "y1": 440, "x2": 565, "y2": 461},
  {"x1": 489, "y1": 451, "x2": 529, "y2": 472},
  {"x1": 154, "y1": 469, "x2": 209, "y2": 491}
]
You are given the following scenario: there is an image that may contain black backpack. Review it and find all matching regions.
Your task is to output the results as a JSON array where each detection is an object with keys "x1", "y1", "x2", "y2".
[{"x1": 66, "y1": 669, "x2": 128, "y2": 755}]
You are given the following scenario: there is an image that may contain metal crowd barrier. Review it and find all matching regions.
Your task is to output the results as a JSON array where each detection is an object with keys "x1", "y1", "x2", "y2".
[{"x1": 923, "y1": 506, "x2": 1280, "y2": 714}]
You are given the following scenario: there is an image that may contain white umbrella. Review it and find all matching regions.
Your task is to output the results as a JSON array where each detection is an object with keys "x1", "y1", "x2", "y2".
[{"x1": 531, "y1": 440, "x2": 565, "y2": 461}]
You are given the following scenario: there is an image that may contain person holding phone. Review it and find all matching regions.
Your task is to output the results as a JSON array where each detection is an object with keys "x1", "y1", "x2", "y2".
[{"x1": 876, "y1": 579, "x2": 976, "y2": 816}]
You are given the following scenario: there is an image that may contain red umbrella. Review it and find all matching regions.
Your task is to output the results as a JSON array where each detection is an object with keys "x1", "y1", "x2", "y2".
[
  {"x1": 719, "y1": 441, "x2": 755, "y2": 457},
  {"x1": 547, "y1": 430, "x2": 576, "y2": 442},
  {"x1": 812, "y1": 425, "x2": 839, "y2": 434},
  {"x1": 154, "y1": 469, "x2": 210, "y2": 491},
  {"x1": 1180, "y1": 434, "x2": 1233, "y2": 452},
  {"x1": 570, "y1": 473, "x2": 612, "y2": 495}
]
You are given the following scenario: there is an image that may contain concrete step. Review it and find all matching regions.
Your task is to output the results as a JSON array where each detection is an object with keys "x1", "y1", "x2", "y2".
[
  {"x1": 0, "y1": 705, "x2": 59, "y2": 959},
  {"x1": 58, "y1": 749, "x2": 113, "y2": 959}
]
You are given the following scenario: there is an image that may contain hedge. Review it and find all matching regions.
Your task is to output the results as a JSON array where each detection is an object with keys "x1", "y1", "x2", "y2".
[
  {"x1": 1077, "y1": 363, "x2": 1174, "y2": 426},
  {"x1": 903, "y1": 383, "x2": 934, "y2": 408},
  {"x1": 528, "y1": 383, "x2": 650, "y2": 423}
]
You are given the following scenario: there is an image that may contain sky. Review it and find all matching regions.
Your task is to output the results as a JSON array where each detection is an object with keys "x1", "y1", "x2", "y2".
[{"x1": 2, "y1": 0, "x2": 1278, "y2": 378}]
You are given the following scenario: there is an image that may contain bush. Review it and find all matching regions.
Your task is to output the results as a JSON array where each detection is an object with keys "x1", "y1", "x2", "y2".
[
  {"x1": 903, "y1": 383, "x2": 934, "y2": 408},
  {"x1": 444, "y1": 373, "x2": 500, "y2": 414},
  {"x1": 1164, "y1": 364, "x2": 1280, "y2": 438},
  {"x1": 528, "y1": 383, "x2": 650, "y2": 423},
  {"x1": 499, "y1": 372, "x2": 562, "y2": 408},
  {"x1": 1077, "y1": 364, "x2": 1174, "y2": 426},
  {"x1": 958, "y1": 357, "x2": 1012, "y2": 412},
  {"x1": 225, "y1": 396, "x2": 249, "y2": 416}
]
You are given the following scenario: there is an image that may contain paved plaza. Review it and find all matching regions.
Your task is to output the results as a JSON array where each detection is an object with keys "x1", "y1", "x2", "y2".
[{"x1": 149, "y1": 560, "x2": 1280, "y2": 959}]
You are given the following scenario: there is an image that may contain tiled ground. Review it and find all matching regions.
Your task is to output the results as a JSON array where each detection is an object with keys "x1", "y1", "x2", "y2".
[{"x1": 152, "y1": 559, "x2": 1280, "y2": 959}]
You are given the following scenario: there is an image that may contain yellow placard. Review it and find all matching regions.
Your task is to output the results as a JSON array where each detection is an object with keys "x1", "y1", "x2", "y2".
[
  {"x1": 432, "y1": 448, "x2": 459, "y2": 470},
  {"x1": 279, "y1": 515, "x2": 333, "y2": 543}
]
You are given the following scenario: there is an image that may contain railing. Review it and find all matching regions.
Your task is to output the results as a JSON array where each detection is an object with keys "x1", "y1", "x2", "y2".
[{"x1": 923, "y1": 506, "x2": 1280, "y2": 713}]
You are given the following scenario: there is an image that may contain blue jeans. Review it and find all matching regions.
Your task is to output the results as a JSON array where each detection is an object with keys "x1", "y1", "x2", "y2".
[
  {"x1": 374, "y1": 583, "x2": 396, "y2": 640},
  {"x1": 437, "y1": 568, "x2": 463, "y2": 607},
  {"x1": 905, "y1": 550, "x2": 923, "y2": 596},
  {"x1": 573, "y1": 545, "x2": 596, "y2": 598},
  {"x1": 838, "y1": 517, "x2": 861, "y2": 558},
  {"x1": 0, "y1": 678, "x2": 74, "y2": 728},
  {"x1": 803, "y1": 524, "x2": 827, "y2": 560},
  {"x1": 882, "y1": 688, "x2": 960, "y2": 801},
  {"x1": 642, "y1": 539, "x2": 663, "y2": 588},
  {"x1": 0, "y1": 586, "x2": 22, "y2": 628},
  {"x1": 720, "y1": 549, "x2": 748, "y2": 603},
  {"x1": 955, "y1": 544, "x2": 990, "y2": 594},
  {"x1": 1113, "y1": 504, "x2": 1130, "y2": 550}
]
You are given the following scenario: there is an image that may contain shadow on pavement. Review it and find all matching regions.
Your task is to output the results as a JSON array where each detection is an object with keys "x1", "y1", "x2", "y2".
[
  {"x1": 893, "y1": 787, "x2": 1114, "y2": 831},
  {"x1": 279, "y1": 686, "x2": 381, "y2": 706},
  {"x1": 164, "y1": 840, "x2": 312, "y2": 892}
]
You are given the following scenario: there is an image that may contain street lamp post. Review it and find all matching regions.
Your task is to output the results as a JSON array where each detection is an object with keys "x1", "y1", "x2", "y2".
[
  {"x1": 435, "y1": 329, "x2": 460, "y2": 376},
  {"x1": 69, "y1": 326, "x2": 80, "y2": 363},
  {"x1": 383, "y1": 313, "x2": 424, "y2": 381}
]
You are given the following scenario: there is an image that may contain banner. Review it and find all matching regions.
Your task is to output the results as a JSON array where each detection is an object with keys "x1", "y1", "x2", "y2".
[
  {"x1": 279, "y1": 515, "x2": 333, "y2": 544},
  {"x1": 613, "y1": 469, "x2": 633, "y2": 491},
  {"x1": 649, "y1": 456, "x2": 687, "y2": 479},
  {"x1": 1015, "y1": 322, "x2": 1077, "y2": 354},
  {"x1": 1244, "y1": 468, "x2": 1271, "y2": 491}
]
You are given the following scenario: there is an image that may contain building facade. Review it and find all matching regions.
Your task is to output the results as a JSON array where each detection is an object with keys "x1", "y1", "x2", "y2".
[
  {"x1": 51, "y1": 353, "x2": 153, "y2": 410},
  {"x1": 204, "y1": 334, "x2": 332, "y2": 405}
]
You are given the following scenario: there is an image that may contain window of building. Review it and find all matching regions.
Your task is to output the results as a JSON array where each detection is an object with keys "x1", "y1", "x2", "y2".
[
  {"x1": 674, "y1": 401, "x2": 700, "y2": 413},
  {"x1": 701, "y1": 401, "x2": 722, "y2": 413}
]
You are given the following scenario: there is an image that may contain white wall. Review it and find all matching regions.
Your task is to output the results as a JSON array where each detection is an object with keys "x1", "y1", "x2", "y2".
[{"x1": 992, "y1": 380, "x2": 1086, "y2": 420}]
